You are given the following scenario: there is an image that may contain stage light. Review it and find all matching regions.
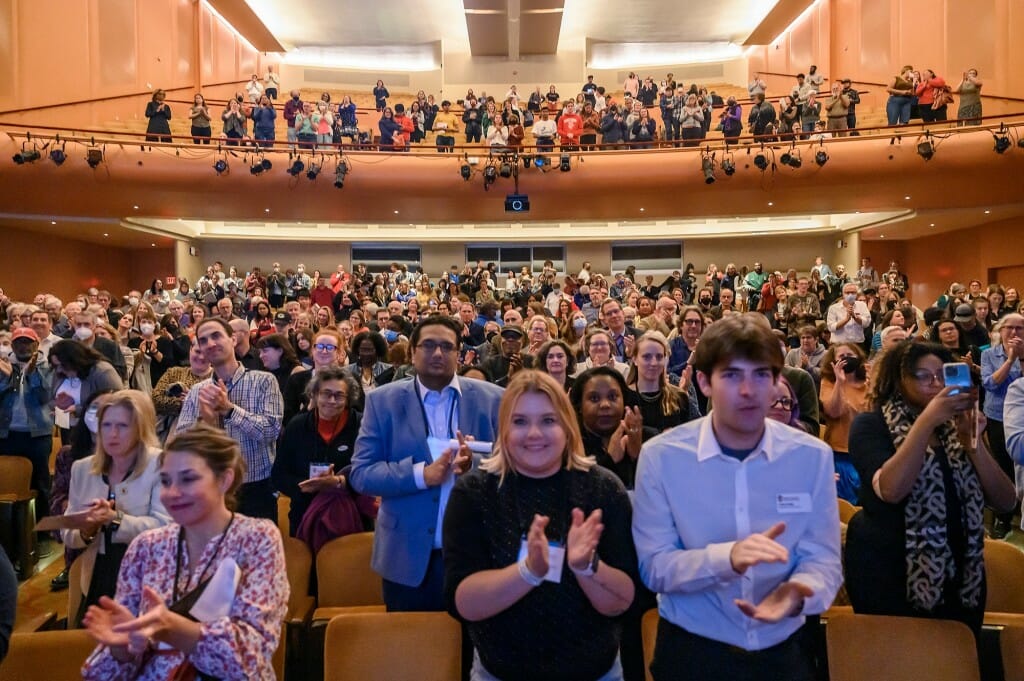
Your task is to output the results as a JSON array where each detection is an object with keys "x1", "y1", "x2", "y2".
[
  {"x1": 721, "y1": 157, "x2": 735, "y2": 176},
  {"x1": 559, "y1": 153, "x2": 571, "y2": 172},
  {"x1": 815, "y1": 150, "x2": 829, "y2": 167},
  {"x1": 12, "y1": 148, "x2": 40, "y2": 164},
  {"x1": 917, "y1": 140, "x2": 934, "y2": 161},
  {"x1": 753, "y1": 152, "x2": 769, "y2": 171},
  {"x1": 483, "y1": 164, "x2": 497, "y2": 189},
  {"x1": 779, "y1": 151, "x2": 792, "y2": 165},
  {"x1": 993, "y1": 133, "x2": 1011, "y2": 154},
  {"x1": 287, "y1": 159, "x2": 305, "y2": 176},
  {"x1": 334, "y1": 163, "x2": 349, "y2": 188},
  {"x1": 306, "y1": 163, "x2": 321, "y2": 180},
  {"x1": 49, "y1": 148, "x2": 67, "y2": 166},
  {"x1": 701, "y1": 157, "x2": 715, "y2": 184},
  {"x1": 213, "y1": 159, "x2": 228, "y2": 175},
  {"x1": 534, "y1": 155, "x2": 546, "y2": 169},
  {"x1": 460, "y1": 163, "x2": 471, "y2": 180},
  {"x1": 520, "y1": 154, "x2": 532, "y2": 168},
  {"x1": 86, "y1": 147, "x2": 104, "y2": 168},
  {"x1": 499, "y1": 161, "x2": 512, "y2": 178},
  {"x1": 250, "y1": 157, "x2": 272, "y2": 175},
  {"x1": 780, "y1": 150, "x2": 801, "y2": 168}
]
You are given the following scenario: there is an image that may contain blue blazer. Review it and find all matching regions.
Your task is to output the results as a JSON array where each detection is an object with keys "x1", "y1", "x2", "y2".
[{"x1": 350, "y1": 376, "x2": 503, "y2": 586}]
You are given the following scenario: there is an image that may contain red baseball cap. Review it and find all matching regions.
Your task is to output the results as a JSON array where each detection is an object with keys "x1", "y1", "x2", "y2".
[{"x1": 11, "y1": 327, "x2": 39, "y2": 342}]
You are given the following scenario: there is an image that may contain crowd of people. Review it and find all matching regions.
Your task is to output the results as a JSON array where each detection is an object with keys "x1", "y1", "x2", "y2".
[
  {"x1": 0, "y1": 252, "x2": 1021, "y2": 679},
  {"x1": 143, "y1": 62, "x2": 985, "y2": 153}
]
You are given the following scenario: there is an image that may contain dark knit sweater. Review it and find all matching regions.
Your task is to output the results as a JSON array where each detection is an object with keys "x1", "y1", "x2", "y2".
[{"x1": 444, "y1": 466, "x2": 638, "y2": 681}]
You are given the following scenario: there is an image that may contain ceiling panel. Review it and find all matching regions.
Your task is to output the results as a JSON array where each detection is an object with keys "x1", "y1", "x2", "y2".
[
  {"x1": 520, "y1": 13, "x2": 563, "y2": 55},
  {"x1": 466, "y1": 13, "x2": 509, "y2": 56}
]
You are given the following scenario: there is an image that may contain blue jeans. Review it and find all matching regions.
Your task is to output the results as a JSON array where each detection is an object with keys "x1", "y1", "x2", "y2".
[{"x1": 886, "y1": 96, "x2": 912, "y2": 125}]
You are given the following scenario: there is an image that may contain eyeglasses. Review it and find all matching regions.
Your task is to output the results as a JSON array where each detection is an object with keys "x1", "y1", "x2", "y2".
[
  {"x1": 770, "y1": 397, "x2": 795, "y2": 411},
  {"x1": 317, "y1": 390, "x2": 347, "y2": 402},
  {"x1": 418, "y1": 340, "x2": 457, "y2": 354},
  {"x1": 911, "y1": 370, "x2": 943, "y2": 385},
  {"x1": 314, "y1": 343, "x2": 338, "y2": 352},
  {"x1": 682, "y1": 319, "x2": 702, "y2": 326}
]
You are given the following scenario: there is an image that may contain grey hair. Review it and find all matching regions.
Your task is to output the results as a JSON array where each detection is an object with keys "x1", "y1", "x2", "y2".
[{"x1": 305, "y1": 365, "x2": 362, "y2": 406}]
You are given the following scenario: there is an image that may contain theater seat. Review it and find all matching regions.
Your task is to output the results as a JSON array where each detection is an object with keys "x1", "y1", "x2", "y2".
[
  {"x1": 0, "y1": 457, "x2": 37, "y2": 579},
  {"x1": 837, "y1": 498, "x2": 859, "y2": 523},
  {"x1": 826, "y1": 613, "x2": 979, "y2": 681},
  {"x1": 641, "y1": 608, "x2": 659, "y2": 681},
  {"x1": 0, "y1": 630, "x2": 95, "y2": 681},
  {"x1": 1000, "y1": 623, "x2": 1024, "y2": 681},
  {"x1": 983, "y1": 539, "x2": 1024, "y2": 615},
  {"x1": 279, "y1": 536, "x2": 316, "y2": 680},
  {"x1": 314, "y1": 532, "x2": 383, "y2": 615},
  {"x1": 323, "y1": 611, "x2": 461, "y2": 681}
]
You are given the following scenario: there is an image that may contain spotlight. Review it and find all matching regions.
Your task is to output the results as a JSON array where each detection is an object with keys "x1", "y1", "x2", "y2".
[
  {"x1": 779, "y1": 151, "x2": 792, "y2": 165},
  {"x1": 753, "y1": 152, "x2": 769, "y2": 171},
  {"x1": 287, "y1": 159, "x2": 305, "y2": 176},
  {"x1": 917, "y1": 140, "x2": 934, "y2": 161},
  {"x1": 483, "y1": 164, "x2": 497, "y2": 189},
  {"x1": 499, "y1": 161, "x2": 512, "y2": 178},
  {"x1": 701, "y1": 157, "x2": 716, "y2": 184},
  {"x1": 49, "y1": 149, "x2": 67, "y2": 166},
  {"x1": 1018, "y1": 138, "x2": 1024, "y2": 149},
  {"x1": 460, "y1": 163, "x2": 471, "y2": 180},
  {"x1": 306, "y1": 163, "x2": 321, "y2": 181},
  {"x1": 993, "y1": 134, "x2": 1011, "y2": 154},
  {"x1": 250, "y1": 157, "x2": 272, "y2": 175},
  {"x1": 334, "y1": 163, "x2": 348, "y2": 189},
  {"x1": 12, "y1": 148, "x2": 41, "y2": 164},
  {"x1": 520, "y1": 154, "x2": 532, "y2": 168},
  {"x1": 559, "y1": 153, "x2": 571, "y2": 172},
  {"x1": 780, "y1": 150, "x2": 802, "y2": 168},
  {"x1": 534, "y1": 155, "x2": 545, "y2": 169},
  {"x1": 721, "y1": 157, "x2": 736, "y2": 176},
  {"x1": 213, "y1": 159, "x2": 229, "y2": 175},
  {"x1": 86, "y1": 147, "x2": 104, "y2": 168},
  {"x1": 815, "y1": 150, "x2": 829, "y2": 167}
]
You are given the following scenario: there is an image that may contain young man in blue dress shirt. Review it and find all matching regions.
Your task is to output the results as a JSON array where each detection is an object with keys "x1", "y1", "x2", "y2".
[{"x1": 633, "y1": 313, "x2": 841, "y2": 681}]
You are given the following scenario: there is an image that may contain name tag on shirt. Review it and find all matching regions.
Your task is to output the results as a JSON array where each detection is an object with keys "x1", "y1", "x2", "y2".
[
  {"x1": 309, "y1": 463, "x2": 331, "y2": 478},
  {"x1": 776, "y1": 493, "x2": 812, "y2": 514},
  {"x1": 518, "y1": 539, "x2": 565, "y2": 583}
]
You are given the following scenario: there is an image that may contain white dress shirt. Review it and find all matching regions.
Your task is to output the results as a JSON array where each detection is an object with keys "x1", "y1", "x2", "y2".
[
  {"x1": 826, "y1": 299, "x2": 872, "y2": 344},
  {"x1": 632, "y1": 417, "x2": 842, "y2": 651},
  {"x1": 412, "y1": 375, "x2": 462, "y2": 548}
]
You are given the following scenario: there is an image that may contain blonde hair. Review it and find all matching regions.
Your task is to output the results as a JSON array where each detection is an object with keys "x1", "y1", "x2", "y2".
[
  {"x1": 626, "y1": 331, "x2": 683, "y2": 417},
  {"x1": 90, "y1": 390, "x2": 159, "y2": 477},
  {"x1": 480, "y1": 371, "x2": 593, "y2": 483}
]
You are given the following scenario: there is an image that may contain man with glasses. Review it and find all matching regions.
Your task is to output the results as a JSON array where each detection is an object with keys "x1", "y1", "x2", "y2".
[
  {"x1": 176, "y1": 318, "x2": 283, "y2": 522},
  {"x1": 351, "y1": 316, "x2": 502, "y2": 611}
]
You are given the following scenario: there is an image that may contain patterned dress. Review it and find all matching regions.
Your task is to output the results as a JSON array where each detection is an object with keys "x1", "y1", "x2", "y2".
[{"x1": 82, "y1": 515, "x2": 288, "y2": 681}]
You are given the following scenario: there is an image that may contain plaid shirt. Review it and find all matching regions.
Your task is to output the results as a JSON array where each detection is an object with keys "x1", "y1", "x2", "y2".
[{"x1": 175, "y1": 364, "x2": 283, "y2": 482}]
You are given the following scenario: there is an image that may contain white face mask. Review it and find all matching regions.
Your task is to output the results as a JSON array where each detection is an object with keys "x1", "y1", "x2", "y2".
[
  {"x1": 84, "y1": 403, "x2": 100, "y2": 434},
  {"x1": 74, "y1": 326, "x2": 94, "y2": 341},
  {"x1": 0, "y1": 345, "x2": 11, "y2": 360},
  {"x1": 844, "y1": 293, "x2": 858, "y2": 304},
  {"x1": 572, "y1": 318, "x2": 588, "y2": 332},
  {"x1": 139, "y1": 323, "x2": 156, "y2": 336},
  {"x1": 128, "y1": 296, "x2": 140, "y2": 307}
]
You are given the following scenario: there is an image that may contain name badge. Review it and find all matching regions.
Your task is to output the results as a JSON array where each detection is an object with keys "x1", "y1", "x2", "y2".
[
  {"x1": 309, "y1": 463, "x2": 331, "y2": 479},
  {"x1": 517, "y1": 539, "x2": 565, "y2": 584},
  {"x1": 776, "y1": 493, "x2": 812, "y2": 514}
]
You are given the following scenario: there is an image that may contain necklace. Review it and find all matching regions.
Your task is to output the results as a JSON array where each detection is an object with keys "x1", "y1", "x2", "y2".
[{"x1": 636, "y1": 390, "x2": 662, "y2": 403}]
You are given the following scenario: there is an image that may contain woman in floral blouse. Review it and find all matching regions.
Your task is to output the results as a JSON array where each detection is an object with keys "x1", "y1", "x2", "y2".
[{"x1": 82, "y1": 423, "x2": 288, "y2": 681}]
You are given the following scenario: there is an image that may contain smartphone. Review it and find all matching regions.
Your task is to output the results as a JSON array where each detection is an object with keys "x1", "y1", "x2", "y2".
[{"x1": 943, "y1": 362, "x2": 971, "y2": 395}]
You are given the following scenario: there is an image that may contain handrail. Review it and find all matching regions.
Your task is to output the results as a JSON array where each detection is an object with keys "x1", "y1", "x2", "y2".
[
  {"x1": 4, "y1": 112, "x2": 1022, "y2": 157},
  {"x1": 0, "y1": 81, "x2": 250, "y2": 117},
  {"x1": 755, "y1": 71, "x2": 1024, "y2": 103}
]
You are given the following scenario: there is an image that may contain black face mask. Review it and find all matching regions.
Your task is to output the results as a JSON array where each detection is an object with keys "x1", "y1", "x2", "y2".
[
  {"x1": 292, "y1": 96, "x2": 300, "y2": 102},
  {"x1": 236, "y1": 96, "x2": 244, "y2": 103},
  {"x1": 486, "y1": 331, "x2": 498, "y2": 342},
  {"x1": 699, "y1": 297, "x2": 711, "y2": 305},
  {"x1": 841, "y1": 356, "x2": 862, "y2": 374}
]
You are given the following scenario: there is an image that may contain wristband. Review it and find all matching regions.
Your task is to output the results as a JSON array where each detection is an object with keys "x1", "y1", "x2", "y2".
[{"x1": 518, "y1": 558, "x2": 544, "y2": 587}]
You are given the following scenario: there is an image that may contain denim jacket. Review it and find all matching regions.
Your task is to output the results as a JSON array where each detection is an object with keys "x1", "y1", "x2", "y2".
[{"x1": 0, "y1": 353, "x2": 54, "y2": 438}]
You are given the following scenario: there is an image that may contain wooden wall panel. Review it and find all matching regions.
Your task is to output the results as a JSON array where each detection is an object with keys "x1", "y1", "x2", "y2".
[
  {"x1": 200, "y1": 5, "x2": 214, "y2": 81},
  {"x1": 94, "y1": 0, "x2": 137, "y2": 91},
  {"x1": 896, "y1": 0, "x2": 944, "y2": 76},
  {"x1": 175, "y1": 0, "x2": 194, "y2": 85},
  {"x1": 1003, "y1": 0, "x2": 1024, "y2": 97},
  {"x1": 212, "y1": 14, "x2": 237, "y2": 83},
  {"x1": 238, "y1": 42, "x2": 257, "y2": 78},
  {"x1": 945, "y1": 1, "x2": 996, "y2": 84},
  {"x1": 0, "y1": 0, "x2": 15, "y2": 104},
  {"x1": 18, "y1": 0, "x2": 91, "y2": 105},
  {"x1": 858, "y1": 0, "x2": 891, "y2": 83},
  {"x1": 788, "y1": 11, "x2": 816, "y2": 73},
  {"x1": 137, "y1": 0, "x2": 176, "y2": 90}
]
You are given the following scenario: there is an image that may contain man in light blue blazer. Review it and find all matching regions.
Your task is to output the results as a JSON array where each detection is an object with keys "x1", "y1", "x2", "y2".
[{"x1": 350, "y1": 316, "x2": 503, "y2": 611}]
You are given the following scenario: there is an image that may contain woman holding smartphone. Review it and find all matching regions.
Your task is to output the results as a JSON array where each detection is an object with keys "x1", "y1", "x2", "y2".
[{"x1": 845, "y1": 341, "x2": 1015, "y2": 633}]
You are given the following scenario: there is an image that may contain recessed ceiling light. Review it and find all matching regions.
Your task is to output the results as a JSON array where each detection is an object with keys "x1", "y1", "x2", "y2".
[
  {"x1": 904, "y1": 196, "x2": 910, "y2": 200},
  {"x1": 639, "y1": 208, "x2": 645, "y2": 212},
  {"x1": 768, "y1": 202, "x2": 774, "y2": 206},
  {"x1": 133, "y1": 205, "x2": 139, "y2": 210},
  {"x1": 50, "y1": 221, "x2": 56, "y2": 225},
  {"x1": 394, "y1": 210, "x2": 399, "y2": 215},
  {"x1": 855, "y1": 211, "x2": 860, "y2": 214},
  {"x1": 103, "y1": 233, "x2": 109, "y2": 237},
  {"x1": 880, "y1": 234, "x2": 886, "y2": 238},
  {"x1": 984, "y1": 209, "x2": 991, "y2": 214},
  {"x1": 151, "y1": 243, "x2": 156, "y2": 247},
  {"x1": 929, "y1": 223, "x2": 935, "y2": 227},
  {"x1": 265, "y1": 208, "x2": 270, "y2": 213}
]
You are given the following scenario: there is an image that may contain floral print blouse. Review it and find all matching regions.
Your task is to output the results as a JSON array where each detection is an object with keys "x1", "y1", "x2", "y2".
[{"x1": 82, "y1": 515, "x2": 288, "y2": 681}]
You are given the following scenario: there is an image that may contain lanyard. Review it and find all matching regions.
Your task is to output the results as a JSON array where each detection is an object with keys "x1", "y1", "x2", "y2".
[
  {"x1": 173, "y1": 513, "x2": 235, "y2": 603},
  {"x1": 414, "y1": 381, "x2": 459, "y2": 440}
]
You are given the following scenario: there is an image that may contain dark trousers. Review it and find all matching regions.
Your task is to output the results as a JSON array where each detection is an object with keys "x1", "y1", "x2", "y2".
[
  {"x1": 237, "y1": 478, "x2": 278, "y2": 523},
  {"x1": 436, "y1": 134, "x2": 455, "y2": 152},
  {"x1": 986, "y1": 419, "x2": 1015, "y2": 524},
  {"x1": 0, "y1": 431, "x2": 52, "y2": 521},
  {"x1": 650, "y1": 618, "x2": 813, "y2": 681},
  {"x1": 383, "y1": 548, "x2": 446, "y2": 612},
  {"x1": 191, "y1": 126, "x2": 211, "y2": 144}
]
